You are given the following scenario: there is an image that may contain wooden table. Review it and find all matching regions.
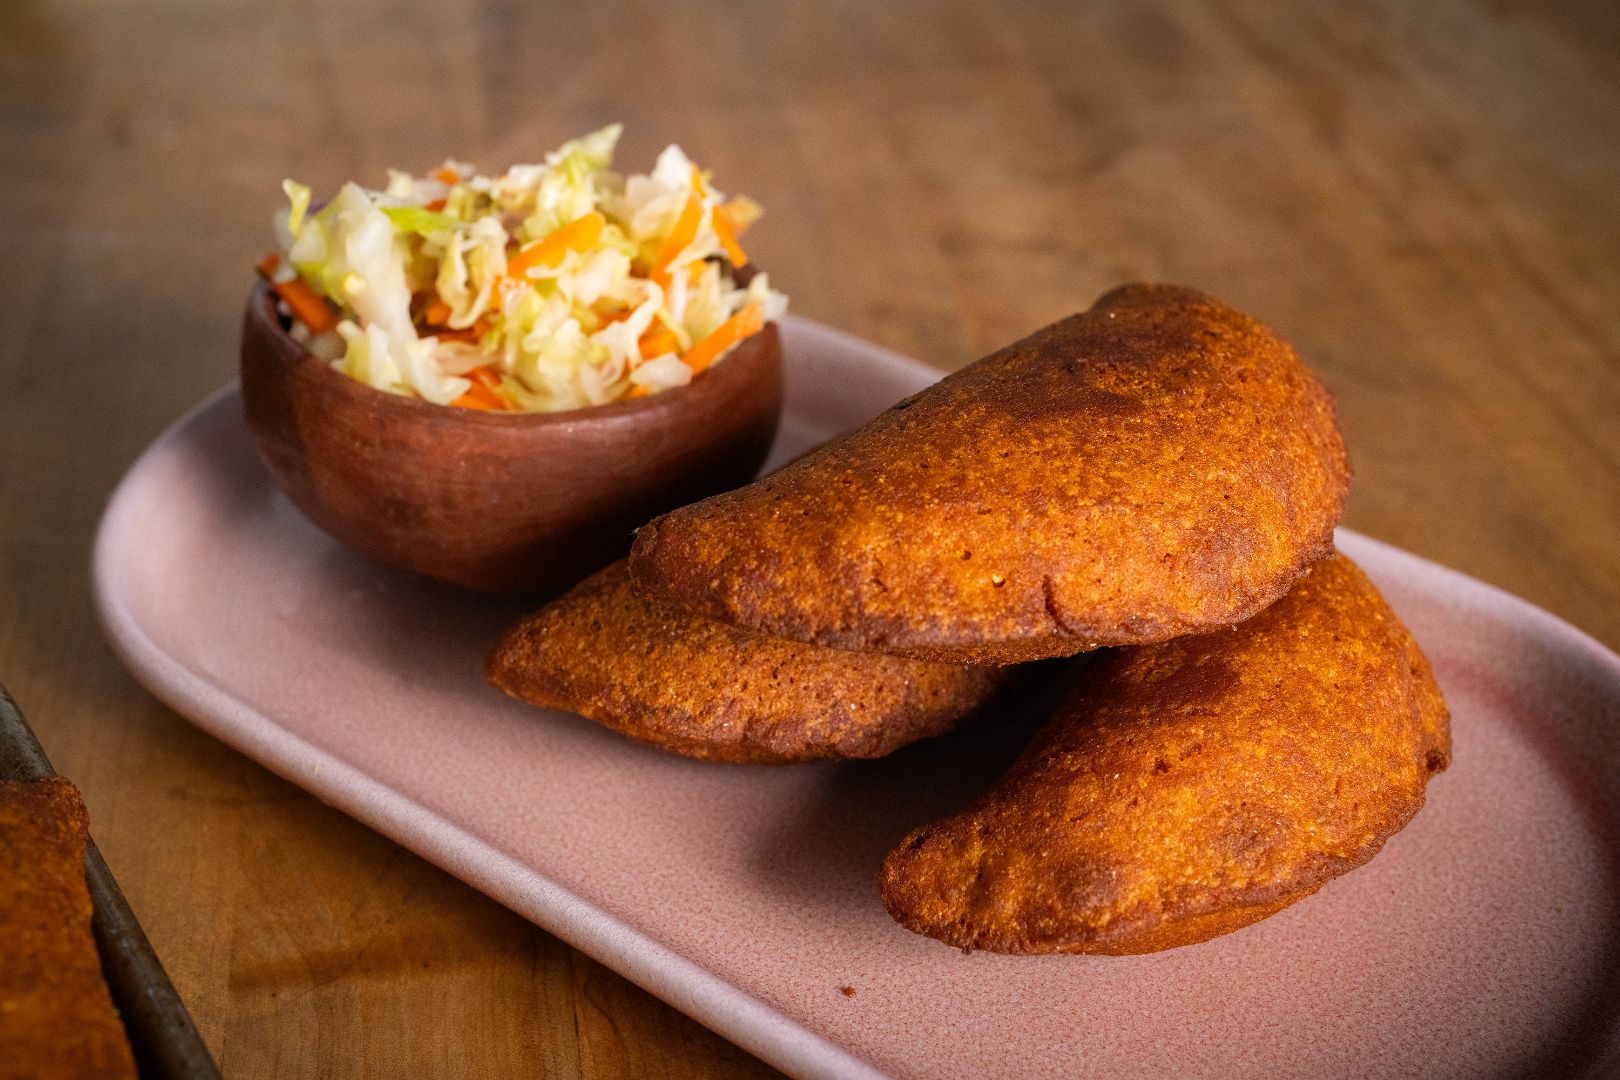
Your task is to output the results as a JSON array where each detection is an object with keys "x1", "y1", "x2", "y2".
[{"x1": 3, "y1": 1, "x2": 1616, "y2": 1074}]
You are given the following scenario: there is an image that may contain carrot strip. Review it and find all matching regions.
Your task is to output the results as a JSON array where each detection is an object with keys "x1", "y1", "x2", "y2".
[
  {"x1": 682, "y1": 304, "x2": 763, "y2": 375},
  {"x1": 434, "y1": 310, "x2": 496, "y2": 344},
  {"x1": 451, "y1": 377, "x2": 504, "y2": 410},
  {"x1": 689, "y1": 164, "x2": 707, "y2": 199},
  {"x1": 465, "y1": 365, "x2": 502, "y2": 390},
  {"x1": 423, "y1": 299, "x2": 453, "y2": 325},
  {"x1": 424, "y1": 198, "x2": 447, "y2": 212},
  {"x1": 625, "y1": 384, "x2": 652, "y2": 399},
  {"x1": 434, "y1": 167, "x2": 459, "y2": 185},
  {"x1": 712, "y1": 205, "x2": 748, "y2": 267},
  {"x1": 507, "y1": 211, "x2": 605, "y2": 279},
  {"x1": 272, "y1": 277, "x2": 339, "y2": 335},
  {"x1": 257, "y1": 251, "x2": 339, "y2": 333},
  {"x1": 450, "y1": 391, "x2": 498, "y2": 411},
  {"x1": 638, "y1": 326, "x2": 680, "y2": 358},
  {"x1": 649, "y1": 195, "x2": 702, "y2": 288}
]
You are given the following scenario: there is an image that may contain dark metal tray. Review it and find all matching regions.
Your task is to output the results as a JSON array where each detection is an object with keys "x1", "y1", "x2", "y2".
[{"x1": 0, "y1": 685, "x2": 220, "y2": 1079}]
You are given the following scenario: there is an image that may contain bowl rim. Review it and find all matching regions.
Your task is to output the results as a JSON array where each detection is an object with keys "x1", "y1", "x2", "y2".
[{"x1": 244, "y1": 282, "x2": 781, "y2": 428}]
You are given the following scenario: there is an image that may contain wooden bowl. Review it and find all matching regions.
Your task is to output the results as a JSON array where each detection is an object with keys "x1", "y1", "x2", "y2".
[{"x1": 240, "y1": 284, "x2": 784, "y2": 593}]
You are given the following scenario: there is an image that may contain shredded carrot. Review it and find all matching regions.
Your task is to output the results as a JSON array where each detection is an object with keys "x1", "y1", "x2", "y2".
[
  {"x1": 451, "y1": 389, "x2": 500, "y2": 411},
  {"x1": 431, "y1": 309, "x2": 492, "y2": 343},
  {"x1": 649, "y1": 195, "x2": 702, "y2": 288},
  {"x1": 625, "y1": 384, "x2": 652, "y2": 399},
  {"x1": 423, "y1": 299, "x2": 453, "y2": 325},
  {"x1": 434, "y1": 167, "x2": 459, "y2": 185},
  {"x1": 272, "y1": 277, "x2": 339, "y2": 335},
  {"x1": 257, "y1": 251, "x2": 339, "y2": 333},
  {"x1": 451, "y1": 372, "x2": 505, "y2": 410},
  {"x1": 424, "y1": 198, "x2": 447, "y2": 212},
  {"x1": 683, "y1": 304, "x2": 763, "y2": 375},
  {"x1": 507, "y1": 211, "x2": 605, "y2": 280},
  {"x1": 434, "y1": 309, "x2": 498, "y2": 344},
  {"x1": 689, "y1": 164, "x2": 707, "y2": 199},
  {"x1": 638, "y1": 326, "x2": 680, "y2": 358},
  {"x1": 712, "y1": 205, "x2": 749, "y2": 267}
]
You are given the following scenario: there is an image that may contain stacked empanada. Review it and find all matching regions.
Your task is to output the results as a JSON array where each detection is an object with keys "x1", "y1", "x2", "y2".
[
  {"x1": 487, "y1": 560, "x2": 1010, "y2": 764},
  {"x1": 489, "y1": 283, "x2": 1450, "y2": 953}
]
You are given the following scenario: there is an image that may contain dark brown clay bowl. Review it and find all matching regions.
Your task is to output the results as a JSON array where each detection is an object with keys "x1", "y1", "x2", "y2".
[{"x1": 240, "y1": 284, "x2": 783, "y2": 593}]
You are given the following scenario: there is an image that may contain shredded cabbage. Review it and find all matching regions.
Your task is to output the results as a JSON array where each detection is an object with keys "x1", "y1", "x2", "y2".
[{"x1": 269, "y1": 125, "x2": 786, "y2": 411}]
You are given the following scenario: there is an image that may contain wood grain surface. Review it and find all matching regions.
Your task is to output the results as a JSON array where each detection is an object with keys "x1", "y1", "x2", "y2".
[{"x1": 2, "y1": 0, "x2": 1616, "y2": 1075}]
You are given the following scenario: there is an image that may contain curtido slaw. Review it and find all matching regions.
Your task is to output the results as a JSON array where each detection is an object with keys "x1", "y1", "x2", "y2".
[{"x1": 258, "y1": 125, "x2": 787, "y2": 412}]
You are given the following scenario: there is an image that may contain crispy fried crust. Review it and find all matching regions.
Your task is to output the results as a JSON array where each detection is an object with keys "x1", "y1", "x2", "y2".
[
  {"x1": 629, "y1": 284, "x2": 1350, "y2": 665},
  {"x1": 878, "y1": 553, "x2": 1451, "y2": 954},
  {"x1": 0, "y1": 777, "x2": 137, "y2": 1079},
  {"x1": 486, "y1": 561, "x2": 1009, "y2": 763}
]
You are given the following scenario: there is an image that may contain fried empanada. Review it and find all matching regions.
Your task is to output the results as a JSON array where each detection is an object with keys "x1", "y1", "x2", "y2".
[
  {"x1": 0, "y1": 777, "x2": 137, "y2": 1079},
  {"x1": 878, "y1": 553, "x2": 1450, "y2": 954},
  {"x1": 487, "y1": 561, "x2": 1009, "y2": 763},
  {"x1": 630, "y1": 284, "x2": 1349, "y2": 665}
]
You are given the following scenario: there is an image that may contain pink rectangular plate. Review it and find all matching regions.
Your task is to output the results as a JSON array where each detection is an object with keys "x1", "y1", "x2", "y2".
[{"x1": 95, "y1": 316, "x2": 1620, "y2": 1078}]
